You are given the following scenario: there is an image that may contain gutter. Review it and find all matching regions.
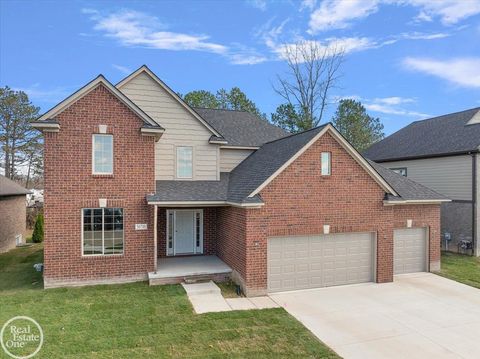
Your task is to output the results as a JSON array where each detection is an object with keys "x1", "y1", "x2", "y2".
[
  {"x1": 372, "y1": 149, "x2": 480, "y2": 163},
  {"x1": 383, "y1": 199, "x2": 451, "y2": 206}
]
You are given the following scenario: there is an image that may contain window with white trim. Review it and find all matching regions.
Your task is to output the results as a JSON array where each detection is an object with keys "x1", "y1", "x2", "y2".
[
  {"x1": 321, "y1": 152, "x2": 331, "y2": 176},
  {"x1": 93, "y1": 134, "x2": 113, "y2": 174},
  {"x1": 82, "y1": 208, "x2": 123, "y2": 255},
  {"x1": 176, "y1": 146, "x2": 193, "y2": 178}
]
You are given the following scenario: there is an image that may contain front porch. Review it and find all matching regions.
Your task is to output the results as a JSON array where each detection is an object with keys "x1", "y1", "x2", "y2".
[{"x1": 148, "y1": 255, "x2": 232, "y2": 285}]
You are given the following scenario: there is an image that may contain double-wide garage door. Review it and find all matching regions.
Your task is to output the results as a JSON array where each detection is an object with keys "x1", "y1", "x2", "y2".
[
  {"x1": 393, "y1": 228, "x2": 427, "y2": 274},
  {"x1": 267, "y1": 232, "x2": 374, "y2": 293}
]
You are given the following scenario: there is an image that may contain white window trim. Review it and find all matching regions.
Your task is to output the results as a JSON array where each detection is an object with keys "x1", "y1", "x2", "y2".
[
  {"x1": 321, "y1": 152, "x2": 331, "y2": 176},
  {"x1": 175, "y1": 146, "x2": 194, "y2": 179},
  {"x1": 166, "y1": 209, "x2": 203, "y2": 256},
  {"x1": 92, "y1": 134, "x2": 114, "y2": 175},
  {"x1": 81, "y1": 208, "x2": 124, "y2": 257}
]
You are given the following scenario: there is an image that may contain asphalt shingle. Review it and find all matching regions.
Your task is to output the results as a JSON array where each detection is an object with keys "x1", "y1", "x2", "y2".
[
  {"x1": 0, "y1": 175, "x2": 31, "y2": 197},
  {"x1": 193, "y1": 108, "x2": 288, "y2": 147},
  {"x1": 364, "y1": 107, "x2": 480, "y2": 162}
]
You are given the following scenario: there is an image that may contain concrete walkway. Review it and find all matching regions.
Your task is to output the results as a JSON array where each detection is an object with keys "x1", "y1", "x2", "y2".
[
  {"x1": 271, "y1": 273, "x2": 480, "y2": 359},
  {"x1": 182, "y1": 281, "x2": 279, "y2": 314}
]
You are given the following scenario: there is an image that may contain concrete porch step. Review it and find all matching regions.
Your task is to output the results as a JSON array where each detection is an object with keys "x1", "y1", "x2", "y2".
[
  {"x1": 182, "y1": 281, "x2": 221, "y2": 295},
  {"x1": 148, "y1": 272, "x2": 230, "y2": 286}
]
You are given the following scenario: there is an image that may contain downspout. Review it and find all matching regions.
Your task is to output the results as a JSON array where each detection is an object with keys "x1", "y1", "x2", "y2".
[{"x1": 473, "y1": 152, "x2": 477, "y2": 256}]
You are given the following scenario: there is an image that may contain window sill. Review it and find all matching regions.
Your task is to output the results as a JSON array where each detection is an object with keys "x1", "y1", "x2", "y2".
[
  {"x1": 92, "y1": 174, "x2": 114, "y2": 178},
  {"x1": 81, "y1": 253, "x2": 124, "y2": 259}
]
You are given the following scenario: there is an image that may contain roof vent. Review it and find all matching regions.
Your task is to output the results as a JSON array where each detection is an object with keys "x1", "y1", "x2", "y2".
[{"x1": 466, "y1": 110, "x2": 480, "y2": 125}]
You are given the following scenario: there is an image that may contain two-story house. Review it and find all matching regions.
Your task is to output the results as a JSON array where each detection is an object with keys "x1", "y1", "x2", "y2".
[
  {"x1": 32, "y1": 65, "x2": 448, "y2": 296},
  {"x1": 364, "y1": 108, "x2": 480, "y2": 256}
]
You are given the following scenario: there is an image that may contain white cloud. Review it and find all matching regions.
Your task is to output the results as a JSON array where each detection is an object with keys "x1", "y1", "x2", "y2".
[
  {"x1": 305, "y1": 0, "x2": 480, "y2": 33},
  {"x1": 364, "y1": 102, "x2": 429, "y2": 118},
  {"x1": 403, "y1": 0, "x2": 480, "y2": 25},
  {"x1": 247, "y1": 0, "x2": 267, "y2": 11},
  {"x1": 14, "y1": 84, "x2": 71, "y2": 104},
  {"x1": 86, "y1": 9, "x2": 227, "y2": 54},
  {"x1": 403, "y1": 57, "x2": 480, "y2": 88},
  {"x1": 337, "y1": 95, "x2": 428, "y2": 118},
  {"x1": 300, "y1": 0, "x2": 317, "y2": 11},
  {"x1": 373, "y1": 96, "x2": 416, "y2": 105},
  {"x1": 308, "y1": 0, "x2": 380, "y2": 33},
  {"x1": 270, "y1": 37, "x2": 378, "y2": 61},
  {"x1": 112, "y1": 64, "x2": 132, "y2": 75}
]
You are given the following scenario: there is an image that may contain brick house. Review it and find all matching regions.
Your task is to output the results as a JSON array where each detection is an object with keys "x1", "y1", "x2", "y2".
[
  {"x1": 0, "y1": 175, "x2": 30, "y2": 253},
  {"x1": 32, "y1": 66, "x2": 449, "y2": 296}
]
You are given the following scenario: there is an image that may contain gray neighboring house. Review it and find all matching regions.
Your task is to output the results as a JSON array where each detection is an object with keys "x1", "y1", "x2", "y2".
[
  {"x1": 364, "y1": 107, "x2": 480, "y2": 255},
  {"x1": 0, "y1": 175, "x2": 30, "y2": 253}
]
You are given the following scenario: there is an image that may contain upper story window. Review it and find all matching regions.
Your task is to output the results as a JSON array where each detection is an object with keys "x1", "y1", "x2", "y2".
[
  {"x1": 82, "y1": 208, "x2": 123, "y2": 256},
  {"x1": 390, "y1": 167, "x2": 407, "y2": 177},
  {"x1": 321, "y1": 152, "x2": 331, "y2": 176},
  {"x1": 176, "y1": 146, "x2": 193, "y2": 179},
  {"x1": 93, "y1": 134, "x2": 113, "y2": 175}
]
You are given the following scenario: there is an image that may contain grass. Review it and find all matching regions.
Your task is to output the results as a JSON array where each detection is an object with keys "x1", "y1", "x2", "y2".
[
  {"x1": 0, "y1": 245, "x2": 338, "y2": 358},
  {"x1": 436, "y1": 251, "x2": 480, "y2": 289},
  {"x1": 216, "y1": 280, "x2": 243, "y2": 298}
]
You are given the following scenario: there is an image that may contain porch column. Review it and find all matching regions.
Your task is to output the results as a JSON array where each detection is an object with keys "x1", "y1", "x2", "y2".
[{"x1": 154, "y1": 205, "x2": 158, "y2": 274}]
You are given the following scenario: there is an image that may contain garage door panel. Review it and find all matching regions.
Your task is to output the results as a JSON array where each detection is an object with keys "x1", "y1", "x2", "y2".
[
  {"x1": 268, "y1": 232, "x2": 374, "y2": 292},
  {"x1": 394, "y1": 228, "x2": 427, "y2": 275}
]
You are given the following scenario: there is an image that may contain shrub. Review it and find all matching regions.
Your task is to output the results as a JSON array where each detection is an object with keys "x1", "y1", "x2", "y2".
[{"x1": 32, "y1": 214, "x2": 44, "y2": 243}]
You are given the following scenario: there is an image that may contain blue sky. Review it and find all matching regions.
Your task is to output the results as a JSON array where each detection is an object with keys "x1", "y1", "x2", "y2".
[{"x1": 1, "y1": 0, "x2": 479, "y2": 135}]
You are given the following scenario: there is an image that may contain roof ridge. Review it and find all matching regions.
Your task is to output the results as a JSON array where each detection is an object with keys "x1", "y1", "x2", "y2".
[
  {"x1": 193, "y1": 107, "x2": 249, "y2": 113},
  {"x1": 411, "y1": 106, "x2": 480, "y2": 124},
  {"x1": 262, "y1": 124, "x2": 328, "y2": 146}
]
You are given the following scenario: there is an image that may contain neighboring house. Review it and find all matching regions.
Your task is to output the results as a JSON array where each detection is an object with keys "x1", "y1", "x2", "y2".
[
  {"x1": 364, "y1": 108, "x2": 480, "y2": 256},
  {"x1": 0, "y1": 175, "x2": 30, "y2": 253},
  {"x1": 32, "y1": 65, "x2": 448, "y2": 295}
]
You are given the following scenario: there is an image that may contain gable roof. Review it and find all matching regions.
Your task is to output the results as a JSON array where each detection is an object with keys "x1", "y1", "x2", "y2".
[
  {"x1": 193, "y1": 108, "x2": 288, "y2": 147},
  {"x1": 368, "y1": 161, "x2": 449, "y2": 204},
  {"x1": 0, "y1": 175, "x2": 31, "y2": 197},
  {"x1": 32, "y1": 75, "x2": 163, "y2": 129},
  {"x1": 364, "y1": 107, "x2": 480, "y2": 162},
  {"x1": 116, "y1": 65, "x2": 223, "y2": 139},
  {"x1": 228, "y1": 124, "x2": 398, "y2": 202},
  {"x1": 147, "y1": 124, "x2": 448, "y2": 206}
]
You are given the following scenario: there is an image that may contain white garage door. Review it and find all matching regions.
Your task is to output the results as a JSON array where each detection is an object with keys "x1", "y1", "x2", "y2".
[
  {"x1": 394, "y1": 228, "x2": 427, "y2": 275},
  {"x1": 267, "y1": 232, "x2": 375, "y2": 293}
]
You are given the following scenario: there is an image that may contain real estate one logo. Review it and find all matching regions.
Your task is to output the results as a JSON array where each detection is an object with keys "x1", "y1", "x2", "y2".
[{"x1": 1, "y1": 316, "x2": 43, "y2": 359}]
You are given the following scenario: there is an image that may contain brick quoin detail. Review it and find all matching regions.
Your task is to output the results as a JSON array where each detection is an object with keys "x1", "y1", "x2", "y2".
[
  {"x1": 232, "y1": 132, "x2": 440, "y2": 295},
  {"x1": 43, "y1": 84, "x2": 156, "y2": 287}
]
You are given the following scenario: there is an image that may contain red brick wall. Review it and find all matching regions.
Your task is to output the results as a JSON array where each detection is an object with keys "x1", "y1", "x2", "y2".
[
  {"x1": 216, "y1": 207, "x2": 247, "y2": 280},
  {"x1": 43, "y1": 84, "x2": 156, "y2": 287},
  {"x1": 236, "y1": 131, "x2": 440, "y2": 295},
  {"x1": 156, "y1": 207, "x2": 217, "y2": 257}
]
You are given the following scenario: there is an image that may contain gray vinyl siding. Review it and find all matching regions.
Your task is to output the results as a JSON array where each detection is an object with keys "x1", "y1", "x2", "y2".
[
  {"x1": 381, "y1": 155, "x2": 473, "y2": 201},
  {"x1": 219, "y1": 148, "x2": 254, "y2": 172},
  {"x1": 119, "y1": 72, "x2": 218, "y2": 181}
]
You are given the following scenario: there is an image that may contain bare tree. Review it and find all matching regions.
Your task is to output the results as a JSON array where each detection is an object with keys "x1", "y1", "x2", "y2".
[{"x1": 273, "y1": 40, "x2": 344, "y2": 131}]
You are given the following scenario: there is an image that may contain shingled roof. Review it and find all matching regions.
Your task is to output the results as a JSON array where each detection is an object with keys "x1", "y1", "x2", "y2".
[
  {"x1": 193, "y1": 108, "x2": 288, "y2": 147},
  {"x1": 147, "y1": 124, "x2": 448, "y2": 206},
  {"x1": 364, "y1": 107, "x2": 480, "y2": 162},
  {"x1": 368, "y1": 160, "x2": 449, "y2": 203},
  {"x1": 0, "y1": 175, "x2": 31, "y2": 197}
]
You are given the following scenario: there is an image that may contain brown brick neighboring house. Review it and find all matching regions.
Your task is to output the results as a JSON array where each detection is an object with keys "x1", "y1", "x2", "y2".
[
  {"x1": 0, "y1": 175, "x2": 30, "y2": 253},
  {"x1": 32, "y1": 65, "x2": 449, "y2": 295}
]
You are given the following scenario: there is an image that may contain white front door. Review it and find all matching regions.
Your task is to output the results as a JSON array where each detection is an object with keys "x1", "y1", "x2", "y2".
[{"x1": 167, "y1": 209, "x2": 204, "y2": 256}]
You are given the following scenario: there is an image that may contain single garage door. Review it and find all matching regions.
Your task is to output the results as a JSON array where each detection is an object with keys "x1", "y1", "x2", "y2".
[
  {"x1": 394, "y1": 228, "x2": 427, "y2": 274},
  {"x1": 267, "y1": 232, "x2": 374, "y2": 293}
]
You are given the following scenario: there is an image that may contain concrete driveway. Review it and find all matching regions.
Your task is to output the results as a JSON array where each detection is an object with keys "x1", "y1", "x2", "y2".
[{"x1": 270, "y1": 273, "x2": 480, "y2": 359}]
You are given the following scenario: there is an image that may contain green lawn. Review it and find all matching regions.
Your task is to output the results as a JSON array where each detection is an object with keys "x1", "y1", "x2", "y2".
[
  {"x1": 0, "y1": 244, "x2": 338, "y2": 358},
  {"x1": 436, "y1": 251, "x2": 480, "y2": 289}
]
